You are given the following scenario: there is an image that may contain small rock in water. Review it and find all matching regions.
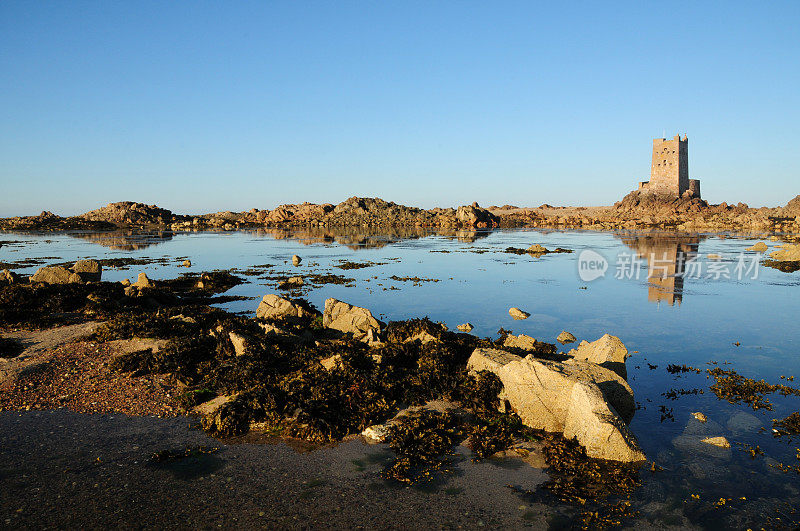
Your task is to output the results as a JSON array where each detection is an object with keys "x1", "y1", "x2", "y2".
[
  {"x1": 557, "y1": 330, "x2": 576, "y2": 344},
  {"x1": 692, "y1": 412, "x2": 707, "y2": 423},
  {"x1": 701, "y1": 436, "x2": 731, "y2": 448},
  {"x1": 291, "y1": 255, "x2": 302, "y2": 266},
  {"x1": 181, "y1": 259, "x2": 192, "y2": 267},
  {"x1": 707, "y1": 253, "x2": 722, "y2": 260},
  {"x1": 746, "y1": 241, "x2": 768, "y2": 252},
  {"x1": 527, "y1": 244, "x2": 549, "y2": 255},
  {"x1": 457, "y1": 323, "x2": 474, "y2": 333},
  {"x1": 508, "y1": 307, "x2": 530, "y2": 320}
]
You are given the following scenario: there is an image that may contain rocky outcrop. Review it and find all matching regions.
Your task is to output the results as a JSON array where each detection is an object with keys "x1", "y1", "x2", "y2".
[
  {"x1": 783, "y1": 195, "x2": 800, "y2": 217},
  {"x1": 0, "y1": 269, "x2": 19, "y2": 286},
  {"x1": 322, "y1": 298, "x2": 384, "y2": 344},
  {"x1": 467, "y1": 347, "x2": 644, "y2": 462},
  {"x1": 456, "y1": 202, "x2": 500, "y2": 228},
  {"x1": 79, "y1": 201, "x2": 174, "y2": 225},
  {"x1": 256, "y1": 294, "x2": 316, "y2": 320}
]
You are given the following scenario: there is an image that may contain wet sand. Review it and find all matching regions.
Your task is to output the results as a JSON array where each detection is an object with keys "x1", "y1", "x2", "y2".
[{"x1": 0, "y1": 409, "x2": 552, "y2": 529}]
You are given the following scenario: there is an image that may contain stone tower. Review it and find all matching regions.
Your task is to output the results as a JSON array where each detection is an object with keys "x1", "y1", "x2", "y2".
[{"x1": 638, "y1": 134, "x2": 700, "y2": 198}]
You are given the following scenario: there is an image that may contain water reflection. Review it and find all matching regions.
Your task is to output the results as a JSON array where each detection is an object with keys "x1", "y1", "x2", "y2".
[
  {"x1": 618, "y1": 233, "x2": 704, "y2": 306},
  {"x1": 68, "y1": 230, "x2": 174, "y2": 251}
]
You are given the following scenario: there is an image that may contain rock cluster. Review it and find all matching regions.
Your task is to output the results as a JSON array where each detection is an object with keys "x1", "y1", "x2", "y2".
[
  {"x1": 79, "y1": 201, "x2": 174, "y2": 225},
  {"x1": 29, "y1": 260, "x2": 103, "y2": 285},
  {"x1": 467, "y1": 334, "x2": 644, "y2": 463}
]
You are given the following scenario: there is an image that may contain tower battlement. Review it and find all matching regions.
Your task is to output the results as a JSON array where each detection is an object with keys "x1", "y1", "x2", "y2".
[{"x1": 638, "y1": 133, "x2": 700, "y2": 199}]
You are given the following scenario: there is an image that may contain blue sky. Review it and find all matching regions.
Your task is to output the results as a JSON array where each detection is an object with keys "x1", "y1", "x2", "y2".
[{"x1": 1, "y1": 1, "x2": 798, "y2": 216}]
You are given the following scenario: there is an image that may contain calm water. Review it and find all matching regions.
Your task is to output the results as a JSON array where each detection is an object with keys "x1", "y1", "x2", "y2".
[{"x1": 2, "y1": 227, "x2": 799, "y2": 527}]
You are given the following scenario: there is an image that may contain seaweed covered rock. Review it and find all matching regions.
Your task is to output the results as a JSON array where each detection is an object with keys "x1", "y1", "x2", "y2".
[
  {"x1": 566, "y1": 334, "x2": 629, "y2": 378},
  {"x1": 322, "y1": 298, "x2": 384, "y2": 344},
  {"x1": 0, "y1": 269, "x2": 19, "y2": 286},
  {"x1": 467, "y1": 348, "x2": 644, "y2": 462},
  {"x1": 255, "y1": 294, "x2": 316, "y2": 320}
]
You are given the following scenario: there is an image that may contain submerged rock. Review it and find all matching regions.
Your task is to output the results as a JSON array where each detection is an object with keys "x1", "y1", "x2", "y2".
[
  {"x1": 255, "y1": 294, "x2": 315, "y2": 320},
  {"x1": 467, "y1": 347, "x2": 644, "y2": 462},
  {"x1": 556, "y1": 330, "x2": 576, "y2": 344},
  {"x1": 508, "y1": 307, "x2": 530, "y2": 320},
  {"x1": 322, "y1": 298, "x2": 384, "y2": 344},
  {"x1": 692, "y1": 412, "x2": 707, "y2": 423},
  {"x1": 701, "y1": 436, "x2": 731, "y2": 448},
  {"x1": 567, "y1": 334, "x2": 629, "y2": 378}
]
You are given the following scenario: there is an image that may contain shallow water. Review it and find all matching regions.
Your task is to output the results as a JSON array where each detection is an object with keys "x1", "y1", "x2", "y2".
[{"x1": 2, "y1": 227, "x2": 799, "y2": 527}]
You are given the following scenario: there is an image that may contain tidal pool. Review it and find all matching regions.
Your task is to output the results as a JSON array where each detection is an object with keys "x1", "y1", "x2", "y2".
[{"x1": 1, "y1": 227, "x2": 799, "y2": 528}]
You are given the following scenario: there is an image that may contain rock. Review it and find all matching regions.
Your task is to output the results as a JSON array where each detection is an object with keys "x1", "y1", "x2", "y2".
[
  {"x1": 0, "y1": 269, "x2": 18, "y2": 286},
  {"x1": 707, "y1": 253, "x2": 722, "y2": 260},
  {"x1": 726, "y1": 411, "x2": 761, "y2": 433},
  {"x1": 30, "y1": 266, "x2": 77, "y2": 285},
  {"x1": 120, "y1": 278, "x2": 131, "y2": 287},
  {"x1": 181, "y1": 260, "x2": 192, "y2": 267},
  {"x1": 508, "y1": 307, "x2": 530, "y2": 320},
  {"x1": 692, "y1": 412, "x2": 707, "y2": 423},
  {"x1": 527, "y1": 244, "x2": 549, "y2": 255},
  {"x1": 406, "y1": 331, "x2": 440, "y2": 344},
  {"x1": 455, "y1": 203, "x2": 499, "y2": 228},
  {"x1": 567, "y1": 334, "x2": 629, "y2": 378},
  {"x1": 258, "y1": 322, "x2": 285, "y2": 337},
  {"x1": 502, "y1": 334, "x2": 545, "y2": 351},
  {"x1": 746, "y1": 241, "x2": 768, "y2": 252},
  {"x1": 123, "y1": 286, "x2": 138, "y2": 297},
  {"x1": 362, "y1": 423, "x2": 391, "y2": 443},
  {"x1": 701, "y1": 436, "x2": 731, "y2": 448},
  {"x1": 279, "y1": 276, "x2": 304, "y2": 288},
  {"x1": 255, "y1": 294, "x2": 315, "y2": 320},
  {"x1": 770, "y1": 243, "x2": 800, "y2": 261},
  {"x1": 322, "y1": 298, "x2": 384, "y2": 344},
  {"x1": 557, "y1": 331, "x2": 576, "y2": 344},
  {"x1": 72, "y1": 259, "x2": 102, "y2": 281},
  {"x1": 228, "y1": 332, "x2": 250, "y2": 357},
  {"x1": 457, "y1": 323, "x2": 474, "y2": 333},
  {"x1": 132, "y1": 272, "x2": 152, "y2": 288},
  {"x1": 467, "y1": 348, "x2": 643, "y2": 462},
  {"x1": 320, "y1": 354, "x2": 342, "y2": 371},
  {"x1": 291, "y1": 255, "x2": 302, "y2": 266}
]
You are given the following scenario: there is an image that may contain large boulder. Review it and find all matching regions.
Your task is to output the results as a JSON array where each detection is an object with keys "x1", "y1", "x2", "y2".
[
  {"x1": 455, "y1": 202, "x2": 499, "y2": 228},
  {"x1": 256, "y1": 294, "x2": 315, "y2": 320},
  {"x1": 467, "y1": 348, "x2": 644, "y2": 462},
  {"x1": 72, "y1": 259, "x2": 102, "y2": 281},
  {"x1": 30, "y1": 266, "x2": 80, "y2": 285},
  {"x1": 567, "y1": 334, "x2": 629, "y2": 378},
  {"x1": 322, "y1": 298, "x2": 384, "y2": 344}
]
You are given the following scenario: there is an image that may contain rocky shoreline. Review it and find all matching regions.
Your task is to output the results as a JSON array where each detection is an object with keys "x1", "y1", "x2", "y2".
[{"x1": 3, "y1": 193, "x2": 799, "y2": 235}]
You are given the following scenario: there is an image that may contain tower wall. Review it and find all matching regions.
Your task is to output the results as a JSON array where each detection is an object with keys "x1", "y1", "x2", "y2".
[{"x1": 649, "y1": 135, "x2": 689, "y2": 196}]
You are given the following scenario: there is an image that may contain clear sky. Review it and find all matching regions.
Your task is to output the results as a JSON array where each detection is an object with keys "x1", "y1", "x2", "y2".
[{"x1": 1, "y1": 1, "x2": 798, "y2": 216}]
